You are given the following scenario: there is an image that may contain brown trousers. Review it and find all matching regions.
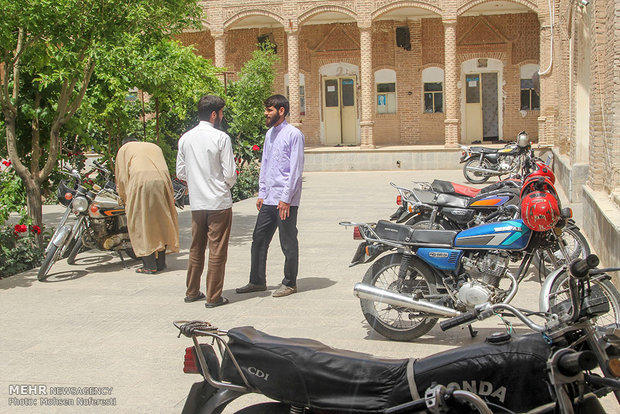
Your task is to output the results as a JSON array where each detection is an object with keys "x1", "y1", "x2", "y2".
[{"x1": 186, "y1": 208, "x2": 232, "y2": 302}]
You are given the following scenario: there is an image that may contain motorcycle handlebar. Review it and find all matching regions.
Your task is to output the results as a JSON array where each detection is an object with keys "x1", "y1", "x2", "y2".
[
  {"x1": 557, "y1": 351, "x2": 597, "y2": 376},
  {"x1": 569, "y1": 254, "x2": 600, "y2": 280},
  {"x1": 440, "y1": 311, "x2": 477, "y2": 331}
]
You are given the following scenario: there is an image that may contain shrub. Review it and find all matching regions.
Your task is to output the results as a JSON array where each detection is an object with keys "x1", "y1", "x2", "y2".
[
  {"x1": 232, "y1": 161, "x2": 260, "y2": 203},
  {"x1": 0, "y1": 224, "x2": 46, "y2": 278}
]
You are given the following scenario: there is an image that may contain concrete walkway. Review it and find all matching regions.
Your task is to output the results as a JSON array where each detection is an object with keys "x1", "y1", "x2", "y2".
[{"x1": 0, "y1": 170, "x2": 605, "y2": 413}]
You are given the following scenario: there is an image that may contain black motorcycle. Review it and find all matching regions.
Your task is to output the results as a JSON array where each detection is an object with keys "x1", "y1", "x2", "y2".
[
  {"x1": 173, "y1": 256, "x2": 620, "y2": 413},
  {"x1": 459, "y1": 131, "x2": 531, "y2": 184}
]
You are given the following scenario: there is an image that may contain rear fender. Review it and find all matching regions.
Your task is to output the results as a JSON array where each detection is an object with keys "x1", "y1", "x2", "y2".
[
  {"x1": 182, "y1": 385, "x2": 245, "y2": 414},
  {"x1": 349, "y1": 243, "x2": 386, "y2": 267}
]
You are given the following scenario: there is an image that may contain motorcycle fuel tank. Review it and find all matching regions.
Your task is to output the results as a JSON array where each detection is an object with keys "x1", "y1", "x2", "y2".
[{"x1": 453, "y1": 219, "x2": 532, "y2": 250}]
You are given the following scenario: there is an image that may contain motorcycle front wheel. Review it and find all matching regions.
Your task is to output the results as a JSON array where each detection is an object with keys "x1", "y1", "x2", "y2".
[
  {"x1": 463, "y1": 158, "x2": 492, "y2": 184},
  {"x1": 533, "y1": 226, "x2": 591, "y2": 277},
  {"x1": 38, "y1": 244, "x2": 60, "y2": 281},
  {"x1": 67, "y1": 238, "x2": 83, "y2": 265},
  {"x1": 548, "y1": 273, "x2": 620, "y2": 329},
  {"x1": 360, "y1": 253, "x2": 439, "y2": 341}
]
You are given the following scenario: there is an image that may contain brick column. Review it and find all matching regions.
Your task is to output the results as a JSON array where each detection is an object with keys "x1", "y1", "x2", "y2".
[
  {"x1": 443, "y1": 19, "x2": 459, "y2": 147},
  {"x1": 286, "y1": 28, "x2": 301, "y2": 126},
  {"x1": 359, "y1": 23, "x2": 375, "y2": 148},
  {"x1": 537, "y1": 19, "x2": 553, "y2": 146},
  {"x1": 212, "y1": 29, "x2": 225, "y2": 68}
]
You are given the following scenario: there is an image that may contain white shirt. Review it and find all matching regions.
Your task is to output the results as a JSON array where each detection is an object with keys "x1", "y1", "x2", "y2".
[{"x1": 176, "y1": 121, "x2": 237, "y2": 210}]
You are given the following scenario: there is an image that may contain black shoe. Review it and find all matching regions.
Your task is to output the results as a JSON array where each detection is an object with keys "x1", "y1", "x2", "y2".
[
  {"x1": 235, "y1": 283, "x2": 267, "y2": 294},
  {"x1": 205, "y1": 297, "x2": 229, "y2": 308},
  {"x1": 184, "y1": 292, "x2": 206, "y2": 303}
]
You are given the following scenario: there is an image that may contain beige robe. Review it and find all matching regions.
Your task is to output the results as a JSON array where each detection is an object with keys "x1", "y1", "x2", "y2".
[{"x1": 115, "y1": 142, "x2": 180, "y2": 257}]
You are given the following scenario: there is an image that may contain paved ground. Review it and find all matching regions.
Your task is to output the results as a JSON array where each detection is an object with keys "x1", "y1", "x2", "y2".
[{"x1": 0, "y1": 170, "x2": 610, "y2": 413}]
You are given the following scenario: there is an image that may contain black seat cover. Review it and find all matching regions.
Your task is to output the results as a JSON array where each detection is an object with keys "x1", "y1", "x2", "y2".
[
  {"x1": 413, "y1": 333, "x2": 553, "y2": 412},
  {"x1": 409, "y1": 229, "x2": 457, "y2": 245},
  {"x1": 221, "y1": 327, "x2": 413, "y2": 411}
]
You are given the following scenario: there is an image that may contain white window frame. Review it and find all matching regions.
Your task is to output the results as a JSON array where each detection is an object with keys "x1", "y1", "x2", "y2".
[
  {"x1": 375, "y1": 69, "x2": 397, "y2": 114},
  {"x1": 422, "y1": 67, "x2": 444, "y2": 113}
]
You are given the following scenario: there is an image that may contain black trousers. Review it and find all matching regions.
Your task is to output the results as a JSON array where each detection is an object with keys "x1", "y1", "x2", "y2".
[{"x1": 249, "y1": 204, "x2": 298, "y2": 287}]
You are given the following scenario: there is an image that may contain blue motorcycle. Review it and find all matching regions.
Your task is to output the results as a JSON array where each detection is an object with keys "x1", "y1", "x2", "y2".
[{"x1": 340, "y1": 214, "x2": 620, "y2": 341}]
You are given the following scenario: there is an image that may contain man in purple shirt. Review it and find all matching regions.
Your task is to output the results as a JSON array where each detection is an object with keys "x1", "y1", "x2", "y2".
[{"x1": 236, "y1": 95, "x2": 305, "y2": 297}]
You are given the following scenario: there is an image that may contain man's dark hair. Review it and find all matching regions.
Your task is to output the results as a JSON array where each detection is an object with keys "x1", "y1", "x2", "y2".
[
  {"x1": 198, "y1": 95, "x2": 226, "y2": 121},
  {"x1": 264, "y1": 94, "x2": 289, "y2": 117},
  {"x1": 121, "y1": 135, "x2": 139, "y2": 146}
]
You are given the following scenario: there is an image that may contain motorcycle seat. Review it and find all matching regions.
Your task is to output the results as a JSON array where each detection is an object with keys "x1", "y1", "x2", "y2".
[
  {"x1": 431, "y1": 180, "x2": 481, "y2": 198},
  {"x1": 221, "y1": 327, "x2": 413, "y2": 411},
  {"x1": 411, "y1": 189, "x2": 470, "y2": 209},
  {"x1": 470, "y1": 146, "x2": 499, "y2": 154},
  {"x1": 409, "y1": 229, "x2": 458, "y2": 246}
]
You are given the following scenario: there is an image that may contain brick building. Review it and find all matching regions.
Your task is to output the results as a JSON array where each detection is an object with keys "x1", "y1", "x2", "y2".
[{"x1": 178, "y1": 0, "x2": 620, "y2": 266}]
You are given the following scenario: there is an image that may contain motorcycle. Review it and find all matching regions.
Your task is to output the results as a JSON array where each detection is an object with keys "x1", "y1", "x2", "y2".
[
  {"x1": 339, "y1": 199, "x2": 618, "y2": 341},
  {"x1": 62, "y1": 160, "x2": 136, "y2": 267},
  {"x1": 172, "y1": 256, "x2": 620, "y2": 413},
  {"x1": 38, "y1": 168, "x2": 97, "y2": 280},
  {"x1": 459, "y1": 131, "x2": 531, "y2": 184},
  {"x1": 65, "y1": 161, "x2": 187, "y2": 265}
]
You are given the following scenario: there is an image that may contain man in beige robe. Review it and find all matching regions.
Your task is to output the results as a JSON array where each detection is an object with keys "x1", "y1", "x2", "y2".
[{"x1": 115, "y1": 138, "x2": 180, "y2": 273}]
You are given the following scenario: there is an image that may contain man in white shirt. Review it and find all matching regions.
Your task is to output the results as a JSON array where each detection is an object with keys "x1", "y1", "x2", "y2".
[{"x1": 176, "y1": 95, "x2": 237, "y2": 308}]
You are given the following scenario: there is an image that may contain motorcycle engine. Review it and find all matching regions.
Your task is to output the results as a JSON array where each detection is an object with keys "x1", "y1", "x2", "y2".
[
  {"x1": 459, "y1": 251, "x2": 511, "y2": 306},
  {"x1": 499, "y1": 156, "x2": 515, "y2": 172}
]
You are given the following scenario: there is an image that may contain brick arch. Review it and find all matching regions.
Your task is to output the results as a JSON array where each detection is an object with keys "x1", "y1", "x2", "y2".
[
  {"x1": 457, "y1": 0, "x2": 538, "y2": 16},
  {"x1": 224, "y1": 9, "x2": 285, "y2": 29},
  {"x1": 372, "y1": 1, "x2": 442, "y2": 20},
  {"x1": 458, "y1": 52, "x2": 507, "y2": 66},
  {"x1": 299, "y1": 5, "x2": 357, "y2": 25}
]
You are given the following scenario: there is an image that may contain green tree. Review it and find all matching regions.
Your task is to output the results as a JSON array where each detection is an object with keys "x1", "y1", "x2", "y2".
[
  {"x1": 226, "y1": 45, "x2": 279, "y2": 168},
  {"x1": 0, "y1": 0, "x2": 201, "y2": 235}
]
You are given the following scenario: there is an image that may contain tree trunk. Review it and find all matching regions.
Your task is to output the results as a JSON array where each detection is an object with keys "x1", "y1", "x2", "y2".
[
  {"x1": 155, "y1": 97, "x2": 160, "y2": 145},
  {"x1": 25, "y1": 178, "x2": 43, "y2": 246}
]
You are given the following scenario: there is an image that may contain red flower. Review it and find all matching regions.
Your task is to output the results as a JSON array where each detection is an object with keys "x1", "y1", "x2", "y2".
[
  {"x1": 14, "y1": 224, "x2": 27, "y2": 233},
  {"x1": 2, "y1": 160, "x2": 11, "y2": 167},
  {"x1": 252, "y1": 145, "x2": 260, "y2": 151},
  {"x1": 236, "y1": 169, "x2": 239, "y2": 175},
  {"x1": 31, "y1": 225, "x2": 41, "y2": 234}
]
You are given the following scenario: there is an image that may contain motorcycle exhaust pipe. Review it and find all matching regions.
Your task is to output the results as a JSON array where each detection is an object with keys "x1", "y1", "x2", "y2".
[
  {"x1": 354, "y1": 283, "x2": 460, "y2": 317},
  {"x1": 464, "y1": 166, "x2": 499, "y2": 175}
]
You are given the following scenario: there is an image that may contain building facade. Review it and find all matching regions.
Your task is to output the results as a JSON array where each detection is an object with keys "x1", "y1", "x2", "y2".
[{"x1": 178, "y1": 0, "x2": 620, "y2": 267}]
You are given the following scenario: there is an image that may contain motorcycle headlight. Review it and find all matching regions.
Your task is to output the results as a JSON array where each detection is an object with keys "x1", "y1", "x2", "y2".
[{"x1": 73, "y1": 196, "x2": 89, "y2": 212}]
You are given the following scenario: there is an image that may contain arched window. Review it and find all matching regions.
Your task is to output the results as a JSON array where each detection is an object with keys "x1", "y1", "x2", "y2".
[
  {"x1": 520, "y1": 64, "x2": 540, "y2": 111},
  {"x1": 375, "y1": 69, "x2": 397, "y2": 114},
  {"x1": 422, "y1": 67, "x2": 444, "y2": 113}
]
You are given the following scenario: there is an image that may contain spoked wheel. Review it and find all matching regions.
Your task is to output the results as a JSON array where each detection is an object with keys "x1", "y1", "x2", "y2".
[
  {"x1": 67, "y1": 238, "x2": 84, "y2": 265},
  {"x1": 360, "y1": 253, "x2": 439, "y2": 341},
  {"x1": 534, "y1": 226, "x2": 591, "y2": 277},
  {"x1": 548, "y1": 272, "x2": 620, "y2": 330},
  {"x1": 463, "y1": 158, "x2": 492, "y2": 184}
]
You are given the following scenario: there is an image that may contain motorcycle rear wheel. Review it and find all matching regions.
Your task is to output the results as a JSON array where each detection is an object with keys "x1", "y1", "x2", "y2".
[
  {"x1": 463, "y1": 158, "x2": 492, "y2": 184},
  {"x1": 360, "y1": 253, "x2": 439, "y2": 341},
  {"x1": 234, "y1": 403, "x2": 292, "y2": 413},
  {"x1": 548, "y1": 273, "x2": 620, "y2": 329},
  {"x1": 38, "y1": 244, "x2": 59, "y2": 281}
]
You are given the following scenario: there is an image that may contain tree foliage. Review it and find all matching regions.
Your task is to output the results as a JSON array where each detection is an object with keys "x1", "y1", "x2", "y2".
[{"x1": 0, "y1": 0, "x2": 202, "y2": 233}]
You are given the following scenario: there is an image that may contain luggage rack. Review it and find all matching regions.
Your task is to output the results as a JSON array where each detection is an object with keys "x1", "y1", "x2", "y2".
[{"x1": 173, "y1": 320, "x2": 253, "y2": 393}]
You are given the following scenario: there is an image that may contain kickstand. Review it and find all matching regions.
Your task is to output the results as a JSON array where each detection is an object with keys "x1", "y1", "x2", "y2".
[
  {"x1": 468, "y1": 324, "x2": 478, "y2": 338},
  {"x1": 118, "y1": 251, "x2": 129, "y2": 268}
]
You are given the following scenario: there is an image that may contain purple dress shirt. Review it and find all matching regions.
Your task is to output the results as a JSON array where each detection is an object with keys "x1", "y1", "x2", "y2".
[{"x1": 258, "y1": 120, "x2": 305, "y2": 206}]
